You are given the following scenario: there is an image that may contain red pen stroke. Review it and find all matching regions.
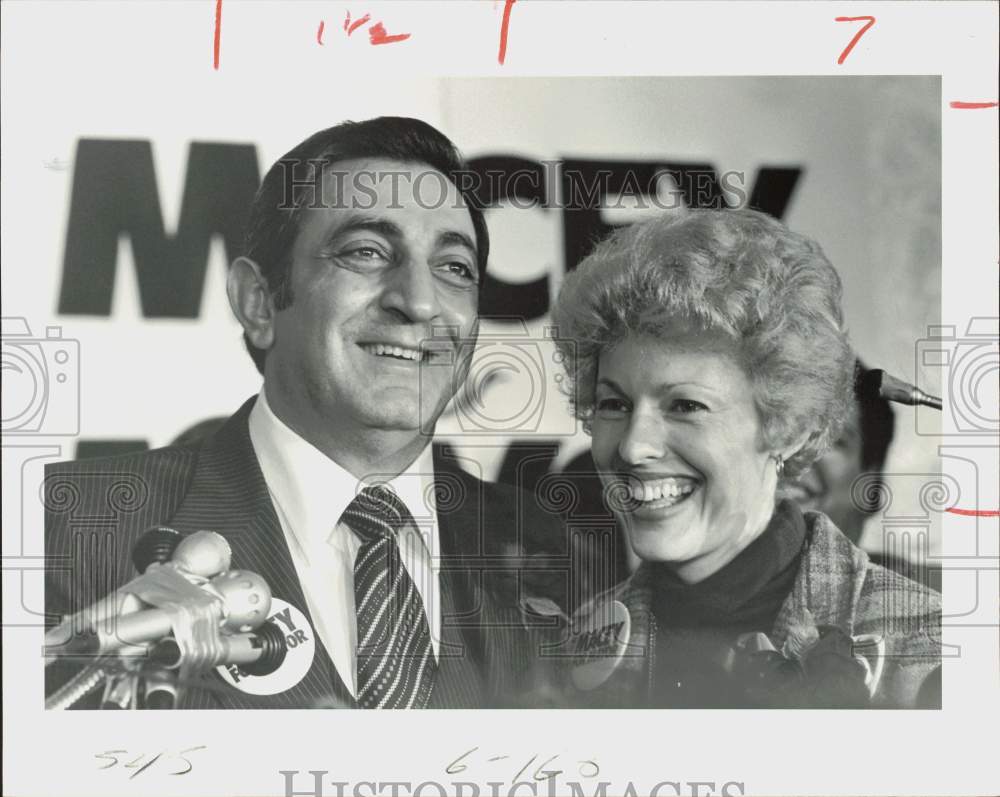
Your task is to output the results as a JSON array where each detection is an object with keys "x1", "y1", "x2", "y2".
[
  {"x1": 346, "y1": 12, "x2": 371, "y2": 36},
  {"x1": 213, "y1": 0, "x2": 223, "y2": 70},
  {"x1": 946, "y1": 507, "x2": 1000, "y2": 517},
  {"x1": 498, "y1": 0, "x2": 517, "y2": 65},
  {"x1": 317, "y1": 20, "x2": 325, "y2": 45},
  {"x1": 950, "y1": 101, "x2": 999, "y2": 110},
  {"x1": 369, "y1": 21, "x2": 410, "y2": 45},
  {"x1": 834, "y1": 16, "x2": 876, "y2": 65}
]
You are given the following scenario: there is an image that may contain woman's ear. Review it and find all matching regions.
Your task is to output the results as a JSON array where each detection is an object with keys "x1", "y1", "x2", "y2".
[
  {"x1": 227, "y1": 257, "x2": 276, "y2": 352},
  {"x1": 775, "y1": 431, "x2": 814, "y2": 467}
]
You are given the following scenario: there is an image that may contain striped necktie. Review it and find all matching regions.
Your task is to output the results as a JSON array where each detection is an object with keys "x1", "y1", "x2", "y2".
[{"x1": 342, "y1": 485, "x2": 437, "y2": 709}]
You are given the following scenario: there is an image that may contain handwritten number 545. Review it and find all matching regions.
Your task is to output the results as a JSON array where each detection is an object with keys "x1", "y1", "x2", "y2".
[{"x1": 95, "y1": 747, "x2": 206, "y2": 778}]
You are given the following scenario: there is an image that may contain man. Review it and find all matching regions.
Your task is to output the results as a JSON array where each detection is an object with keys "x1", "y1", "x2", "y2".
[{"x1": 45, "y1": 117, "x2": 565, "y2": 709}]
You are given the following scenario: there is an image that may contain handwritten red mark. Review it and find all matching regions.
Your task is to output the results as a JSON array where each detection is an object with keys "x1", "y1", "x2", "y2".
[
  {"x1": 317, "y1": 20, "x2": 325, "y2": 45},
  {"x1": 213, "y1": 0, "x2": 223, "y2": 70},
  {"x1": 498, "y1": 0, "x2": 517, "y2": 65},
  {"x1": 368, "y1": 21, "x2": 410, "y2": 45},
  {"x1": 348, "y1": 13, "x2": 371, "y2": 36},
  {"x1": 950, "y1": 101, "x2": 999, "y2": 110},
  {"x1": 835, "y1": 16, "x2": 876, "y2": 65},
  {"x1": 946, "y1": 508, "x2": 1000, "y2": 517}
]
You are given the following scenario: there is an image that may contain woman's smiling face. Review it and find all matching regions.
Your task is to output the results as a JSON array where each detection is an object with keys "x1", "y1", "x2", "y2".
[{"x1": 590, "y1": 329, "x2": 780, "y2": 584}]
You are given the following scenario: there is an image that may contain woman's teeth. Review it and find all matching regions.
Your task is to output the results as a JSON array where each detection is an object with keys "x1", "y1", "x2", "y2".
[{"x1": 628, "y1": 478, "x2": 696, "y2": 506}]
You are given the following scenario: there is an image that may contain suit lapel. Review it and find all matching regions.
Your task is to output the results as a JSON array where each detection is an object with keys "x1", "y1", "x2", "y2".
[
  {"x1": 427, "y1": 446, "x2": 490, "y2": 708},
  {"x1": 166, "y1": 398, "x2": 351, "y2": 708},
  {"x1": 162, "y1": 421, "x2": 509, "y2": 709}
]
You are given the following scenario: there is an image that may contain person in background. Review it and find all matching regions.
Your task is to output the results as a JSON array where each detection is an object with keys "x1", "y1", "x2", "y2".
[{"x1": 783, "y1": 361, "x2": 940, "y2": 591}]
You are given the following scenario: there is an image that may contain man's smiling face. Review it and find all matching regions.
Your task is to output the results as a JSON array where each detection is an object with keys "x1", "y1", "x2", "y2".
[{"x1": 263, "y1": 158, "x2": 480, "y2": 442}]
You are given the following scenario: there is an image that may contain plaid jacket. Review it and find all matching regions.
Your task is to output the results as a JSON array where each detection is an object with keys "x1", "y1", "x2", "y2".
[{"x1": 565, "y1": 511, "x2": 941, "y2": 709}]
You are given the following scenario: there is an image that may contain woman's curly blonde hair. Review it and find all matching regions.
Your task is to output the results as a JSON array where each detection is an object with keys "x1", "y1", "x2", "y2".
[{"x1": 550, "y1": 208, "x2": 855, "y2": 480}]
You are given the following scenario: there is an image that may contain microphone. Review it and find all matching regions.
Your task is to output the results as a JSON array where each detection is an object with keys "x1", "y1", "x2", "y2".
[
  {"x1": 46, "y1": 528, "x2": 236, "y2": 663},
  {"x1": 44, "y1": 568, "x2": 273, "y2": 659},
  {"x1": 140, "y1": 665, "x2": 179, "y2": 710},
  {"x1": 858, "y1": 369, "x2": 942, "y2": 410},
  {"x1": 132, "y1": 527, "x2": 233, "y2": 579},
  {"x1": 147, "y1": 621, "x2": 289, "y2": 676}
]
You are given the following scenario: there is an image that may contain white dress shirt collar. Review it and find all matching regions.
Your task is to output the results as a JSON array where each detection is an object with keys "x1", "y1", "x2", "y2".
[{"x1": 249, "y1": 389, "x2": 437, "y2": 563}]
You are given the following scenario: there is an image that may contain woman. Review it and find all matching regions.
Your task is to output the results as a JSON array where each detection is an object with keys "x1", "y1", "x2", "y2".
[{"x1": 549, "y1": 208, "x2": 940, "y2": 709}]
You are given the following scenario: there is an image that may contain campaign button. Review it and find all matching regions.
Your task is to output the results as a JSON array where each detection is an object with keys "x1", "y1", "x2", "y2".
[
  {"x1": 569, "y1": 599, "x2": 631, "y2": 691},
  {"x1": 216, "y1": 598, "x2": 314, "y2": 695}
]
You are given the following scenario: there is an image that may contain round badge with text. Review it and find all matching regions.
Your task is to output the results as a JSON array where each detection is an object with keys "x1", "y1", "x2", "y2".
[
  {"x1": 215, "y1": 598, "x2": 314, "y2": 695},
  {"x1": 570, "y1": 599, "x2": 631, "y2": 691}
]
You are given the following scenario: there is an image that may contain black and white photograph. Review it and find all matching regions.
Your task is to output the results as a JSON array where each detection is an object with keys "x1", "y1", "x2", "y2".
[{"x1": 2, "y1": 2, "x2": 997, "y2": 796}]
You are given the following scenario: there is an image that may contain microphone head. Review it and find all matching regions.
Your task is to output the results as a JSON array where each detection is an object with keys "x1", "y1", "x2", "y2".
[
  {"x1": 210, "y1": 569, "x2": 273, "y2": 633},
  {"x1": 856, "y1": 368, "x2": 886, "y2": 403},
  {"x1": 171, "y1": 531, "x2": 232, "y2": 578},
  {"x1": 131, "y1": 526, "x2": 182, "y2": 573},
  {"x1": 239, "y1": 622, "x2": 289, "y2": 677}
]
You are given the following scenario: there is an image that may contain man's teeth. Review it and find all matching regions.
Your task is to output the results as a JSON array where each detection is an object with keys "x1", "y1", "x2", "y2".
[
  {"x1": 363, "y1": 343, "x2": 422, "y2": 361},
  {"x1": 628, "y1": 478, "x2": 696, "y2": 503}
]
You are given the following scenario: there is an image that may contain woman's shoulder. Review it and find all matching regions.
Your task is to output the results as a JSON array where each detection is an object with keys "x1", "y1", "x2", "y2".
[
  {"x1": 801, "y1": 510, "x2": 940, "y2": 599},
  {"x1": 800, "y1": 510, "x2": 940, "y2": 650}
]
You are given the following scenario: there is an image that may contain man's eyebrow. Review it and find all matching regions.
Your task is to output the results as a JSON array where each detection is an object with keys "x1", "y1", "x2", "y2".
[
  {"x1": 324, "y1": 217, "x2": 403, "y2": 246},
  {"x1": 437, "y1": 230, "x2": 477, "y2": 256},
  {"x1": 596, "y1": 377, "x2": 626, "y2": 394}
]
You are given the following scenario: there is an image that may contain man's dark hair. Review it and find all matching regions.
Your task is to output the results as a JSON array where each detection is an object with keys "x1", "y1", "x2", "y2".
[{"x1": 240, "y1": 116, "x2": 489, "y2": 374}]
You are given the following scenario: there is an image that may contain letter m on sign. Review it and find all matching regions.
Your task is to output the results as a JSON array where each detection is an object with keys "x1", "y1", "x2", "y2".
[{"x1": 59, "y1": 139, "x2": 260, "y2": 317}]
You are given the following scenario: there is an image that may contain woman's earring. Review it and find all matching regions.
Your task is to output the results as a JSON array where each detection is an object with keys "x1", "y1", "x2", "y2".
[{"x1": 774, "y1": 455, "x2": 785, "y2": 478}]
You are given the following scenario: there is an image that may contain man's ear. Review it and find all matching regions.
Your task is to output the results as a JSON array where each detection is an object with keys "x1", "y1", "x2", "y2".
[{"x1": 227, "y1": 257, "x2": 276, "y2": 352}]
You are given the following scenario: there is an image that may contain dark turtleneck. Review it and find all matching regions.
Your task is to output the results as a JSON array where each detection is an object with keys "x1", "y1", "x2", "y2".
[{"x1": 648, "y1": 499, "x2": 808, "y2": 707}]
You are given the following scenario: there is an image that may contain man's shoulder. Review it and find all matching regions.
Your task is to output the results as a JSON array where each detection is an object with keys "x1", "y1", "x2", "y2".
[
  {"x1": 43, "y1": 444, "x2": 203, "y2": 535},
  {"x1": 44, "y1": 401, "x2": 252, "y2": 500},
  {"x1": 46, "y1": 442, "x2": 200, "y2": 479},
  {"x1": 45, "y1": 443, "x2": 202, "y2": 507}
]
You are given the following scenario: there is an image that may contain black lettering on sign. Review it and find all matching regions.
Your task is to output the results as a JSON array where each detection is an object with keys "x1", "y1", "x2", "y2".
[
  {"x1": 747, "y1": 166, "x2": 803, "y2": 220},
  {"x1": 562, "y1": 159, "x2": 708, "y2": 272},
  {"x1": 561, "y1": 159, "x2": 802, "y2": 272},
  {"x1": 75, "y1": 440, "x2": 149, "y2": 460},
  {"x1": 466, "y1": 155, "x2": 549, "y2": 321},
  {"x1": 292, "y1": 629, "x2": 308, "y2": 644},
  {"x1": 227, "y1": 663, "x2": 243, "y2": 683},
  {"x1": 59, "y1": 139, "x2": 260, "y2": 317}
]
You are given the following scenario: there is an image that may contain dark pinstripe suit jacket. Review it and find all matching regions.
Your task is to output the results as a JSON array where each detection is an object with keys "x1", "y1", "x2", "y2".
[{"x1": 44, "y1": 398, "x2": 563, "y2": 709}]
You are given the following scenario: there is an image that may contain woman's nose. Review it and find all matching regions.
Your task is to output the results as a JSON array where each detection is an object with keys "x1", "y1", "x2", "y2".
[{"x1": 616, "y1": 410, "x2": 667, "y2": 466}]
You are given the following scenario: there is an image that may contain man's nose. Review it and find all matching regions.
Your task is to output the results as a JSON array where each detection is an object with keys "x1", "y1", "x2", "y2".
[
  {"x1": 381, "y1": 258, "x2": 441, "y2": 323},
  {"x1": 616, "y1": 409, "x2": 668, "y2": 466}
]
